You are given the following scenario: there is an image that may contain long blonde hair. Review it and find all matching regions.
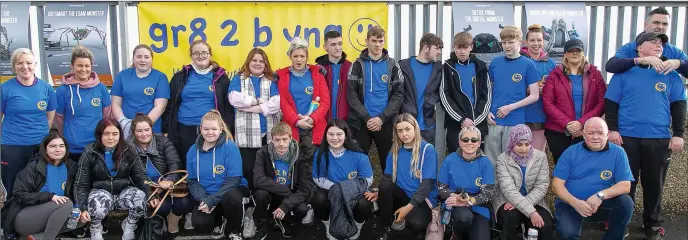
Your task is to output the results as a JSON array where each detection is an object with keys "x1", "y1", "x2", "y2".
[
  {"x1": 563, "y1": 54, "x2": 587, "y2": 75},
  {"x1": 391, "y1": 113, "x2": 422, "y2": 182},
  {"x1": 200, "y1": 109, "x2": 233, "y2": 142}
]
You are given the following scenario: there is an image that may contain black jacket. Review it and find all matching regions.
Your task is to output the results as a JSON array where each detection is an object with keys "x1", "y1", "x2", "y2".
[
  {"x1": 73, "y1": 143, "x2": 152, "y2": 212},
  {"x1": 440, "y1": 53, "x2": 491, "y2": 133},
  {"x1": 253, "y1": 143, "x2": 313, "y2": 212},
  {"x1": 398, "y1": 57, "x2": 443, "y2": 129},
  {"x1": 137, "y1": 135, "x2": 182, "y2": 182},
  {"x1": 347, "y1": 49, "x2": 404, "y2": 129},
  {"x1": 162, "y1": 65, "x2": 234, "y2": 145},
  {"x1": 1, "y1": 157, "x2": 78, "y2": 234}
]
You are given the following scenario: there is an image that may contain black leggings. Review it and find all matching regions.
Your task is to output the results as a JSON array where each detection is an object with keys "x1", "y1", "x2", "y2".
[
  {"x1": 175, "y1": 122, "x2": 199, "y2": 167},
  {"x1": 311, "y1": 188, "x2": 373, "y2": 223},
  {"x1": 544, "y1": 129, "x2": 583, "y2": 164},
  {"x1": 496, "y1": 204, "x2": 553, "y2": 240},
  {"x1": 377, "y1": 179, "x2": 432, "y2": 233},
  {"x1": 252, "y1": 189, "x2": 309, "y2": 230},
  {"x1": 191, "y1": 186, "x2": 250, "y2": 234},
  {"x1": 1, "y1": 144, "x2": 39, "y2": 199},
  {"x1": 451, "y1": 207, "x2": 490, "y2": 240}
]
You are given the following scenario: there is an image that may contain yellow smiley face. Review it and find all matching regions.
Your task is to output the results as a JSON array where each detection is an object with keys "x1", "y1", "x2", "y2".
[
  {"x1": 62, "y1": 182, "x2": 66, "y2": 190},
  {"x1": 305, "y1": 86, "x2": 314, "y2": 95},
  {"x1": 512, "y1": 73, "x2": 523, "y2": 82},
  {"x1": 347, "y1": 171, "x2": 358, "y2": 179},
  {"x1": 144, "y1": 87, "x2": 155, "y2": 96},
  {"x1": 475, "y1": 177, "x2": 482, "y2": 187},
  {"x1": 414, "y1": 169, "x2": 422, "y2": 179},
  {"x1": 91, "y1": 98, "x2": 101, "y2": 107},
  {"x1": 37, "y1": 100, "x2": 48, "y2": 111},
  {"x1": 655, "y1": 82, "x2": 667, "y2": 92},
  {"x1": 213, "y1": 165, "x2": 225, "y2": 174},
  {"x1": 600, "y1": 170, "x2": 613, "y2": 180},
  {"x1": 348, "y1": 18, "x2": 382, "y2": 51},
  {"x1": 277, "y1": 177, "x2": 287, "y2": 185}
]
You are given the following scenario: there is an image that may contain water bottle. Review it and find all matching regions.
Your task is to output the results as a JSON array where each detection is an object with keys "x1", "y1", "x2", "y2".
[
  {"x1": 526, "y1": 228, "x2": 538, "y2": 240},
  {"x1": 370, "y1": 188, "x2": 379, "y2": 212},
  {"x1": 440, "y1": 205, "x2": 452, "y2": 225},
  {"x1": 67, "y1": 204, "x2": 80, "y2": 229}
]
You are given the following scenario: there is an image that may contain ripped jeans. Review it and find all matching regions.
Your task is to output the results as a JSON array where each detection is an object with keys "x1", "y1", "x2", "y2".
[{"x1": 87, "y1": 186, "x2": 146, "y2": 227}]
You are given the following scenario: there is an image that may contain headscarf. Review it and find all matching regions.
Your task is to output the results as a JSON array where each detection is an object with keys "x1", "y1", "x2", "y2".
[{"x1": 507, "y1": 124, "x2": 533, "y2": 167}]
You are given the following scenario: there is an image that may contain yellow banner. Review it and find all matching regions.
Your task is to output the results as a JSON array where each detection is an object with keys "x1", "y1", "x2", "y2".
[{"x1": 138, "y1": 2, "x2": 389, "y2": 79}]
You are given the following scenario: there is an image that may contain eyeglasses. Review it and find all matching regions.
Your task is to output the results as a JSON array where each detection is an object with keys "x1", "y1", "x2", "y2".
[
  {"x1": 460, "y1": 137, "x2": 480, "y2": 143},
  {"x1": 192, "y1": 52, "x2": 210, "y2": 58}
]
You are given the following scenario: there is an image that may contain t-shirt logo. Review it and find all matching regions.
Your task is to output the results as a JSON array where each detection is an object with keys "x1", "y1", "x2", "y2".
[
  {"x1": 277, "y1": 177, "x2": 287, "y2": 185},
  {"x1": 381, "y1": 74, "x2": 389, "y2": 83},
  {"x1": 475, "y1": 177, "x2": 482, "y2": 186},
  {"x1": 655, "y1": 82, "x2": 667, "y2": 92},
  {"x1": 600, "y1": 170, "x2": 613, "y2": 180},
  {"x1": 305, "y1": 86, "x2": 314, "y2": 95},
  {"x1": 144, "y1": 87, "x2": 155, "y2": 96},
  {"x1": 414, "y1": 169, "x2": 422, "y2": 179},
  {"x1": 37, "y1": 100, "x2": 48, "y2": 111},
  {"x1": 512, "y1": 73, "x2": 523, "y2": 82},
  {"x1": 61, "y1": 182, "x2": 66, "y2": 190},
  {"x1": 213, "y1": 165, "x2": 225, "y2": 174},
  {"x1": 540, "y1": 75, "x2": 548, "y2": 84},
  {"x1": 348, "y1": 171, "x2": 358, "y2": 179},
  {"x1": 208, "y1": 85, "x2": 215, "y2": 92},
  {"x1": 91, "y1": 98, "x2": 101, "y2": 107}
]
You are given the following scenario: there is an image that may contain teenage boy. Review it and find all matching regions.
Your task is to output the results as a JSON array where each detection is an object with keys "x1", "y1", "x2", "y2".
[{"x1": 316, "y1": 31, "x2": 352, "y2": 121}]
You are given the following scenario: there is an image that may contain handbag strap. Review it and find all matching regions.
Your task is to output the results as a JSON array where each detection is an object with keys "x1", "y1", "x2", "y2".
[
  {"x1": 157, "y1": 170, "x2": 189, "y2": 187},
  {"x1": 145, "y1": 170, "x2": 189, "y2": 218}
]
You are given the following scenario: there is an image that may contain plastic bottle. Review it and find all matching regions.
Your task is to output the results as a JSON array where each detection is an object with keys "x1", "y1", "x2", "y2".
[
  {"x1": 441, "y1": 205, "x2": 452, "y2": 225},
  {"x1": 67, "y1": 204, "x2": 80, "y2": 229},
  {"x1": 526, "y1": 228, "x2": 538, "y2": 240}
]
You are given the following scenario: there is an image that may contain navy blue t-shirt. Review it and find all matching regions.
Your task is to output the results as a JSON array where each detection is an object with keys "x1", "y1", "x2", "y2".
[
  {"x1": 455, "y1": 63, "x2": 476, "y2": 106},
  {"x1": 312, "y1": 150, "x2": 373, "y2": 184},
  {"x1": 177, "y1": 71, "x2": 215, "y2": 126},
  {"x1": 363, "y1": 60, "x2": 390, "y2": 117},
  {"x1": 488, "y1": 56, "x2": 540, "y2": 126},
  {"x1": 570, "y1": 74, "x2": 584, "y2": 119},
  {"x1": 384, "y1": 142, "x2": 438, "y2": 206},
  {"x1": 524, "y1": 58, "x2": 556, "y2": 123},
  {"x1": 605, "y1": 67, "x2": 687, "y2": 138},
  {"x1": 1, "y1": 78, "x2": 57, "y2": 145},
  {"x1": 228, "y1": 74, "x2": 279, "y2": 134},
  {"x1": 410, "y1": 57, "x2": 433, "y2": 130},
  {"x1": 289, "y1": 70, "x2": 315, "y2": 116},
  {"x1": 40, "y1": 163, "x2": 69, "y2": 196},
  {"x1": 438, "y1": 153, "x2": 494, "y2": 220},
  {"x1": 56, "y1": 83, "x2": 112, "y2": 153},
  {"x1": 273, "y1": 161, "x2": 291, "y2": 186},
  {"x1": 111, "y1": 68, "x2": 170, "y2": 133},
  {"x1": 187, "y1": 140, "x2": 248, "y2": 195},
  {"x1": 331, "y1": 64, "x2": 342, "y2": 119}
]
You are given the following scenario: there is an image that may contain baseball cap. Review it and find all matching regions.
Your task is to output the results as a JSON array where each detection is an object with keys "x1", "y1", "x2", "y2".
[
  {"x1": 635, "y1": 32, "x2": 668, "y2": 46},
  {"x1": 564, "y1": 39, "x2": 584, "y2": 52}
]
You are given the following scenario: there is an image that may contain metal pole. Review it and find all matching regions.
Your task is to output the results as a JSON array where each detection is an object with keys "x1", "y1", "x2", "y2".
[
  {"x1": 410, "y1": 4, "x2": 416, "y2": 56},
  {"x1": 119, "y1": 1, "x2": 129, "y2": 72},
  {"x1": 109, "y1": 4, "x2": 120, "y2": 75},
  {"x1": 435, "y1": 1, "x2": 446, "y2": 164},
  {"x1": 589, "y1": 6, "x2": 598, "y2": 66},
  {"x1": 37, "y1": 5, "x2": 50, "y2": 82},
  {"x1": 394, "y1": 4, "x2": 401, "y2": 60},
  {"x1": 601, "y1": 6, "x2": 611, "y2": 80}
]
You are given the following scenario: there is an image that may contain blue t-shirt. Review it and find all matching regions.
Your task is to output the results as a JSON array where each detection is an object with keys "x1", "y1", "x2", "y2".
[
  {"x1": 410, "y1": 57, "x2": 433, "y2": 130},
  {"x1": 519, "y1": 166, "x2": 528, "y2": 196},
  {"x1": 438, "y1": 153, "x2": 494, "y2": 220},
  {"x1": 1, "y1": 78, "x2": 57, "y2": 145},
  {"x1": 187, "y1": 140, "x2": 248, "y2": 195},
  {"x1": 228, "y1": 75, "x2": 279, "y2": 134},
  {"x1": 111, "y1": 68, "x2": 170, "y2": 133},
  {"x1": 524, "y1": 58, "x2": 556, "y2": 123},
  {"x1": 363, "y1": 60, "x2": 390, "y2": 117},
  {"x1": 553, "y1": 143, "x2": 634, "y2": 203},
  {"x1": 570, "y1": 74, "x2": 584, "y2": 119},
  {"x1": 615, "y1": 41, "x2": 688, "y2": 61},
  {"x1": 104, "y1": 150, "x2": 117, "y2": 176},
  {"x1": 384, "y1": 142, "x2": 438, "y2": 205},
  {"x1": 289, "y1": 70, "x2": 314, "y2": 116},
  {"x1": 146, "y1": 157, "x2": 162, "y2": 181},
  {"x1": 40, "y1": 163, "x2": 69, "y2": 196},
  {"x1": 605, "y1": 67, "x2": 687, "y2": 138},
  {"x1": 274, "y1": 161, "x2": 292, "y2": 186},
  {"x1": 177, "y1": 71, "x2": 215, "y2": 126},
  {"x1": 455, "y1": 63, "x2": 476, "y2": 106},
  {"x1": 312, "y1": 150, "x2": 373, "y2": 184},
  {"x1": 56, "y1": 83, "x2": 112, "y2": 153},
  {"x1": 488, "y1": 56, "x2": 540, "y2": 126},
  {"x1": 331, "y1": 64, "x2": 342, "y2": 119}
]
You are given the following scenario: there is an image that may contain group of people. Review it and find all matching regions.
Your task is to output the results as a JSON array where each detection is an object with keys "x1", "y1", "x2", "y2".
[{"x1": 0, "y1": 7, "x2": 686, "y2": 240}]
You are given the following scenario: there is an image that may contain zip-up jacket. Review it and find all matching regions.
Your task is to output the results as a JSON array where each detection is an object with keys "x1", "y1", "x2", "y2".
[
  {"x1": 315, "y1": 53, "x2": 352, "y2": 121},
  {"x1": 398, "y1": 57, "x2": 443, "y2": 129},
  {"x1": 137, "y1": 134, "x2": 182, "y2": 181},
  {"x1": 187, "y1": 134, "x2": 244, "y2": 208},
  {"x1": 347, "y1": 49, "x2": 404, "y2": 129},
  {"x1": 440, "y1": 53, "x2": 491, "y2": 133},
  {"x1": 73, "y1": 143, "x2": 152, "y2": 212},
  {"x1": 253, "y1": 143, "x2": 313, "y2": 212},
  {"x1": 277, "y1": 65, "x2": 330, "y2": 145}
]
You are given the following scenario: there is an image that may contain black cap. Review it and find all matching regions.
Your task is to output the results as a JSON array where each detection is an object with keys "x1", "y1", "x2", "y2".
[
  {"x1": 564, "y1": 39, "x2": 584, "y2": 52},
  {"x1": 636, "y1": 32, "x2": 668, "y2": 46}
]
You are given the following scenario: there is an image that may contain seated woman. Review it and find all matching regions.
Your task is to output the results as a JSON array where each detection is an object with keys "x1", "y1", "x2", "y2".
[
  {"x1": 311, "y1": 119, "x2": 373, "y2": 240},
  {"x1": 129, "y1": 113, "x2": 192, "y2": 233},
  {"x1": 1, "y1": 132, "x2": 84, "y2": 239},
  {"x1": 494, "y1": 124, "x2": 553, "y2": 240},
  {"x1": 186, "y1": 110, "x2": 249, "y2": 240},
  {"x1": 378, "y1": 113, "x2": 438, "y2": 239},
  {"x1": 73, "y1": 119, "x2": 157, "y2": 240},
  {"x1": 438, "y1": 126, "x2": 496, "y2": 240}
]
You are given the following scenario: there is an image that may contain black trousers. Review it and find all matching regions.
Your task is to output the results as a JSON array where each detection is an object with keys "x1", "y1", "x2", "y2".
[
  {"x1": 311, "y1": 188, "x2": 373, "y2": 223},
  {"x1": 252, "y1": 189, "x2": 309, "y2": 231},
  {"x1": 353, "y1": 123, "x2": 393, "y2": 171},
  {"x1": 377, "y1": 179, "x2": 432, "y2": 233},
  {"x1": 191, "y1": 186, "x2": 250, "y2": 234},
  {"x1": 621, "y1": 136, "x2": 671, "y2": 229},
  {"x1": 450, "y1": 207, "x2": 490, "y2": 240},
  {"x1": 239, "y1": 136, "x2": 266, "y2": 191},
  {"x1": 544, "y1": 129, "x2": 583, "y2": 164},
  {"x1": 421, "y1": 129, "x2": 436, "y2": 145},
  {"x1": 175, "y1": 122, "x2": 199, "y2": 168},
  {"x1": 496, "y1": 204, "x2": 553, "y2": 240},
  {"x1": 1, "y1": 144, "x2": 39, "y2": 199}
]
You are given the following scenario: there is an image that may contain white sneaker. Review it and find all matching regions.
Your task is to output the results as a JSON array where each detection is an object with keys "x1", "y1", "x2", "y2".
[
  {"x1": 227, "y1": 232, "x2": 242, "y2": 240},
  {"x1": 243, "y1": 207, "x2": 256, "y2": 238},
  {"x1": 322, "y1": 220, "x2": 336, "y2": 240},
  {"x1": 211, "y1": 217, "x2": 227, "y2": 239},
  {"x1": 184, "y1": 212, "x2": 194, "y2": 230},
  {"x1": 350, "y1": 221, "x2": 364, "y2": 240},
  {"x1": 301, "y1": 204, "x2": 314, "y2": 226},
  {"x1": 90, "y1": 223, "x2": 104, "y2": 240},
  {"x1": 121, "y1": 219, "x2": 137, "y2": 240}
]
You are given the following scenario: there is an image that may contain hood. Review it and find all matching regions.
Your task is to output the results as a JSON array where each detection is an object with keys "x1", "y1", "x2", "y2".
[
  {"x1": 358, "y1": 48, "x2": 389, "y2": 62},
  {"x1": 60, "y1": 71, "x2": 101, "y2": 88},
  {"x1": 315, "y1": 52, "x2": 348, "y2": 66},
  {"x1": 194, "y1": 132, "x2": 228, "y2": 152},
  {"x1": 520, "y1": 46, "x2": 550, "y2": 61}
]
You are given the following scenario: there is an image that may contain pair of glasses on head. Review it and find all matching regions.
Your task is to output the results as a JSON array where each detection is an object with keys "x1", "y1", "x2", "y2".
[
  {"x1": 192, "y1": 52, "x2": 210, "y2": 58},
  {"x1": 461, "y1": 137, "x2": 480, "y2": 143}
]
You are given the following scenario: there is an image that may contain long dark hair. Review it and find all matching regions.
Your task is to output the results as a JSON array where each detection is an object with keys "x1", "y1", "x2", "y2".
[
  {"x1": 94, "y1": 118, "x2": 127, "y2": 168},
  {"x1": 40, "y1": 130, "x2": 70, "y2": 165},
  {"x1": 315, "y1": 119, "x2": 363, "y2": 178}
]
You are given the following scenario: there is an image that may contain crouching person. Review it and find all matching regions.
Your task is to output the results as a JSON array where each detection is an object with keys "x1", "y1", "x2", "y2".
[
  {"x1": 311, "y1": 119, "x2": 375, "y2": 240},
  {"x1": 73, "y1": 119, "x2": 157, "y2": 240},
  {"x1": 186, "y1": 110, "x2": 250, "y2": 240},
  {"x1": 252, "y1": 122, "x2": 313, "y2": 239}
]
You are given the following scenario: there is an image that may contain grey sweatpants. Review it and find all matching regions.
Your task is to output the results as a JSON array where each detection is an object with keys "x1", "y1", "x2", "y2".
[
  {"x1": 485, "y1": 125, "x2": 514, "y2": 165},
  {"x1": 14, "y1": 199, "x2": 85, "y2": 238},
  {"x1": 87, "y1": 186, "x2": 146, "y2": 227}
]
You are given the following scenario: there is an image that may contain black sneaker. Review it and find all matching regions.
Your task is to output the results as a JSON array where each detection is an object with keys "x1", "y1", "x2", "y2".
[
  {"x1": 253, "y1": 227, "x2": 268, "y2": 240},
  {"x1": 645, "y1": 227, "x2": 665, "y2": 240},
  {"x1": 275, "y1": 219, "x2": 294, "y2": 238},
  {"x1": 212, "y1": 217, "x2": 227, "y2": 239}
]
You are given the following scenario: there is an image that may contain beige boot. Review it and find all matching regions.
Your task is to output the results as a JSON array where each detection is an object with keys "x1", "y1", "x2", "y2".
[{"x1": 167, "y1": 213, "x2": 182, "y2": 233}]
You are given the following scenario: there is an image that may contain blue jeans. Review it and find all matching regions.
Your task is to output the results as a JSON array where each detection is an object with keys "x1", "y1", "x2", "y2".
[
  {"x1": 555, "y1": 194, "x2": 634, "y2": 240},
  {"x1": 155, "y1": 195, "x2": 193, "y2": 217}
]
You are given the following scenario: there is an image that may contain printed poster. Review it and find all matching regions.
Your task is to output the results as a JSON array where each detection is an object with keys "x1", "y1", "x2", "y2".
[
  {"x1": 525, "y1": 2, "x2": 588, "y2": 62},
  {"x1": 452, "y1": 2, "x2": 515, "y2": 64},
  {"x1": 1, "y1": 1, "x2": 30, "y2": 82},
  {"x1": 44, "y1": 2, "x2": 112, "y2": 85}
]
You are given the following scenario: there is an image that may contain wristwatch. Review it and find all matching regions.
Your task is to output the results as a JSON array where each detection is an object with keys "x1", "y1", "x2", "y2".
[{"x1": 596, "y1": 191, "x2": 606, "y2": 201}]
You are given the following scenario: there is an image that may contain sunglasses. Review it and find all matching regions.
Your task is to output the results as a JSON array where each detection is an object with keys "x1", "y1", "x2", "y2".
[{"x1": 461, "y1": 137, "x2": 480, "y2": 143}]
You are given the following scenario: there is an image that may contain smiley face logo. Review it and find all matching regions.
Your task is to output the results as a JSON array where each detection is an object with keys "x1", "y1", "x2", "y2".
[
  {"x1": 91, "y1": 98, "x2": 101, "y2": 107},
  {"x1": 208, "y1": 85, "x2": 215, "y2": 92},
  {"x1": 348, "y1": 18, "x2": 382, "y2": 51},
  {"x1": 37, "y1": 100, "x2": 48, "y2": 111},
  {"x1": 277, "y1": 177, "x2": 287, "y2": 185},
  {"x1": 381, "y1": 74, "x2": 389, "y2": 83},
  {"x1": 600, "y1": 170, "x2": 613, "y2": 180},
  {"x1": 305, "y1": 86, "x2": 314, "y2": 95},
  {"x1": 213, "y1": 165, "x2": 225, "y2": 174},
  {"x1": 414, "y1": 169, "x2": 422, "y2": 179},
  {"x1": 655, "y1": 82, "x2": 667, "y2": 92},
  {"x1": 512, "y1": 73, "x2": 523, "y2": 82},
  {"x1": 62, "y1": 182, "x2": 66, "y2": 190},
  {"x1": 347, "y1": 171, "x2": 358, "y2": 179},
  {"x1": 475, "y1": 177, "x2": 482, "y2": 187},
  {"x1": 144, "y1": 87, "x2": 155, "y2": 96}
]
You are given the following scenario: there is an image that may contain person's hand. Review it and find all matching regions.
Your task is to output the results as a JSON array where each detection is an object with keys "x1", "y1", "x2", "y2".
[
  {"x1": 79, "y1": 211, "x2": 91, "y2": 223},
  {"x1": 258, "y1": 98, "x2": 267, "y2": 104},
  {"x1": 445, "y1": 196, "x2": 467, "y2": 207},
  {"x1": 367, "y1": 117, "x2": 383, "y2": 131},
  {"x1": 636, "y1": 56, "x2": 665, "y2": 72},
  {"x1": 159, "y1": 180, "x2": 174, "y2": 190},
  {"x1": 503, "y1": 202, "x2": 515, "y2": 211},
  {"x1": 529, "y1": 212, "x2": 545, "y2": 228},
  {"x1": 199, "y1": 202, "x2": 211, "y2": 213},
  {"x1": 496, "y1": 104, "x2": 514, "y2": 118},
  {"x1": 609, "y1": 131, "x2": 623, "y2": 145},
  {"x1": 461, "y1": 118, "x2": 475, "y2": 127},
  {"x1": 303, "y1": 116, "x2": 314, "y2": 125},
  {"x1": 149, "y1": 198, "x2": 161, "y2": 208},
  {"x1": 52, "y1": 195, "x2": 70, "y2": 205},
  {"x1": 487, "y1": 113, "x2": 496, "y2": 125},
  {"x1": 572, "y1": 199, "x2": 594, "y2": 217},
  {"x1": 394, "y1": 204, "x2": 414, "y2": 222},
  {"x1": 364, "y1": 191, "x2": 378, "y2": 202},
  {"x1": 273, "y1": 208, "x2": 286, "y2": 220},
  {"x1": 538, "y1": 80, "x2": 545, "y2": 93},
  {"x1": 669, "y1": 137, "x2": 684, "y2": 151},
  {"x1": 566, "y1": 121, "x2": 582, "y2": 134},
  {"x1": 296, "y1": 119, "x2": 313, "y2": 130},
  {"x1": 586, "y1": 194, "x2": 602, "y2": 213},
  {"x1": 659, "y1": 59, "x2": 681, "y2": 75}
]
